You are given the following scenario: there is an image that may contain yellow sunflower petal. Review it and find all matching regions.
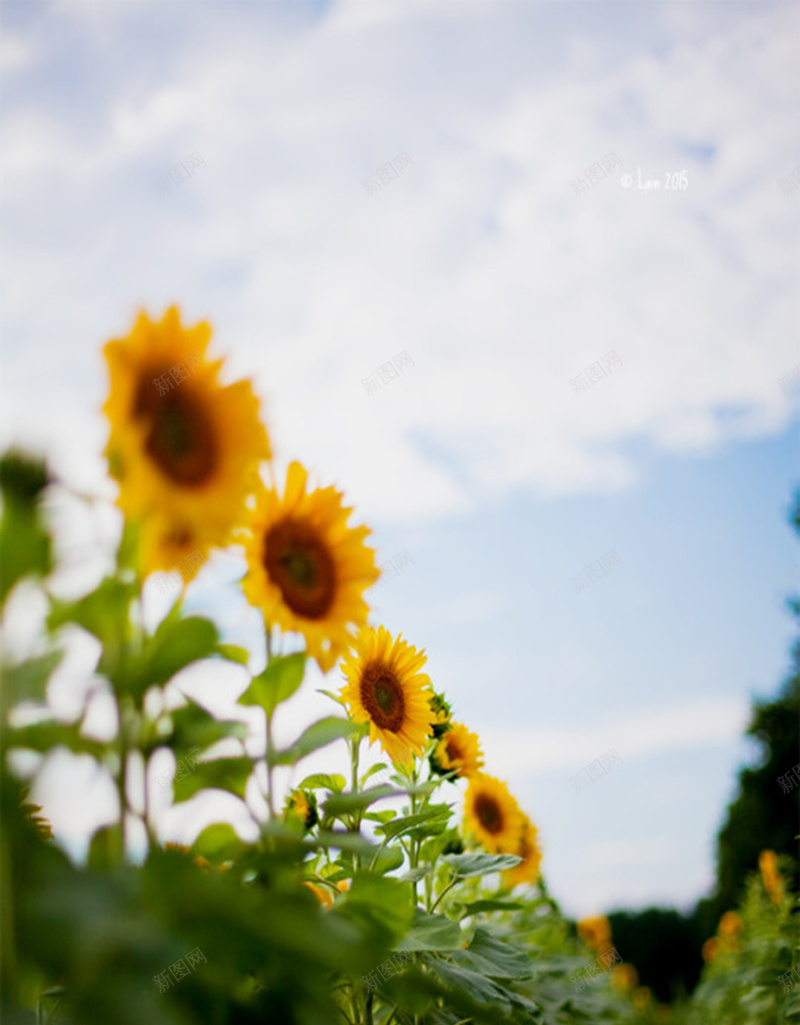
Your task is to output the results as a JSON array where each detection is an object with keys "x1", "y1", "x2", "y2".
[
  {"x1": 501, "y1": 816, "x2": 542, "y2": 887},
  {"x1": 139, "y1": 513, "x2": 211, "y2": 581},
  {"x1": 435, "y1": 722, "x2": 484, "y2": 778},
  {"x1": 303, "y1": 881, "x2": 333, "y2": 910},
  {"x1": 340, "y1": 625, "x2": 434, "y2": 764},
  {"x1": 610, "y1": 963, "x2": 638, "y2": 993},
  {"x1": 577, "y1": 915, "x2": 612, "y2": 952},
  {"x1": 463, "y1": 774, "x2": 526, "y2": 854},
  {"x1": 103, "y1": 307, "x2": 269, "y2": 568},
  {"x1": 243, "y1": 462, "x2": 377, "y2": 672}
]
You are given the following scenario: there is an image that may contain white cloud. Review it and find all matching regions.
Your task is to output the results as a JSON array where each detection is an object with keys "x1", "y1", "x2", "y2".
[
  {"x1": 582, "y1": 835, "x2": 677, "y2": 871},
  {"x1": 481, "y1": 695, "x2": 751, "y2": 778},
  {"x1": 0, "y1": 32, "x2": 33, "y2": 73},
  {"x1": 1, "y1": 1, "x2": 796, "y2": 524},
  {"x1": 1, "y1": 0, "x2": 794, "y2": 911}
]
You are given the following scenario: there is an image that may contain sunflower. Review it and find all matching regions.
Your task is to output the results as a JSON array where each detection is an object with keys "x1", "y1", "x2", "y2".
[
  {"x1": 428, "y1": 691, "x2": 453, "y2": 740},
  {"x1": 610, "y1": 963, "x2": 638, "y2": 993},
  {"x1": 244, "y1": 462, "x2": 376, "y2": 672},
  {"x1": 631, "y1": 987, "x2": 652, "y2": 1012},
  {"x1": 501, "y1": 817, "x2": 542, "y2": 888},
  {"x1": 103, "y1": 306, "x2": 269, "y2": 573},
  {"x1": 717, "y1": 910, "x2": 743, "y2": 950},
  {"x1": 141, "y1": 513, "x2": 209, "y2": 584},
  {"x1": 463, "y1": 774, "x2": 525, "y2": 854},
  {"x1": 577, "y1": 915, "x2": 612, "y2": 954},
  {"x1": 759, "y1": 849, "x2": 783, "y2": 905},
  {"x1": 701, "y1": 937, "x2": 719, "y2": 963},
  {"x1": 163, "y1": 841, "x2": 225, "y2": 872},
  {"x1": 303, "y1": 881, "x2": 333, "y2": 910},
  {"x1": 431, "y1": 722, "x2": 484, "y2": 779},
  {"x1": 340, "y1": 626, "x2": 434, "y2": 764},
  {"x1": 284, "y1": 788, "x2": 319, "y2": 831}
]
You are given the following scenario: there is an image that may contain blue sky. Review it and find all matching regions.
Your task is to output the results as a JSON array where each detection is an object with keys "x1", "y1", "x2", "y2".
[{"x1": 1, "y1": 0, "x2": 798, "y2": 917}]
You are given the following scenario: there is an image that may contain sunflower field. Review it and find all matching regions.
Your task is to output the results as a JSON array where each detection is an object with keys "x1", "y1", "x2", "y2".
[{"x1": 1, "y1": 307, "x2": 798, "y2": 1025}]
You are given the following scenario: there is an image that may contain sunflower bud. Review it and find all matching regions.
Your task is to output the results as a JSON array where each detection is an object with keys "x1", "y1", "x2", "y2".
[
  {"x1": 428, "y1": 691, "x2": 453, "y2": 740},
  {"x1": 284, "y1": 789, "x2": 319, "y2": 831}
]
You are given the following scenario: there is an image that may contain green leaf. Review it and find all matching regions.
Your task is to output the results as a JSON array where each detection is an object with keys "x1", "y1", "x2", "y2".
[
  {"x1": 425, "y1": 958, "x2": 514, "y2": 1018},
  {"x1": 239, "y1": 652, "x2": 306, "y2": 718},
  {"x1": 216, "y1": 643, "x2": 250, "y2": 665},
  {"x1": 399, "y1": 866, "x2": 431, "y2": 884},
  {"x1": 167, "y1": 698, "x2": 247, "y2": 756},
  {"x1": 361, "y1": 762, "x2": 389, "y2": 784},
  {"x1": 192, "y1": 823, "x2": 247, "y2": 861},
  {"x1": 456, "y1": 927, "x2": 534, "y2": 980},
  {"x1": 7, "y1": 718, "x2": 105, "y2": 758},
  {"x1": 395, "y1": 908, "x2": 463, "y2": 952},
  {"x1": 371, "y1": 845, "x2": 405, "y2": 876},
  {"x1": 400, "y1": 779, "x2": 440, "y2": 798},
  {"x1": 336, "y1": 873, "x2": 414, "y2": 947},
  {"x1": 145, "y1": 614, "x2": 219, "y2": 688},
  {"x1": 364, "y1": 809, "x2": 397, "y2": 824},
  {"x1": 270, "y1": 716, "x2": 359, "y2": 766},
  {"x1": 115, "y1": 519, "x2": 141, "y2": 574},
  {"x1": 311, "y1": 831, "x2": 378, "y2": 856},
  {"x1": 172, "y1": 756, "x2": 253, "y2": 802},
  {"x1": 3, "y1": 650, "x2": 63, "y2": 704},
  {"x1": 86, "y1": 824, "x2": 124, "y2": 871},
  {"x1": 298, "y1": 772, "x2": 346, "y2": 793},
  {"x1": 48, "y1": 576, "x2": 135, "y2": 649},
  {"x1": 456, "y1": 898, "x2": 526, "y2": 916},
  {"x1": 0, "y1": 450, "x2": 49, "y2": 504},
  {"x1": 376, "y1": 804, "x2": 452, "y2": 842},
  {"x1": 317, "y1": 687, "x2": 347, "y2": 708},
  {"x1": 441, "y1": 852, "x2": 522, "y2": 878},
  {"x1": 0, "y1": 455, "x2": 52, "y2": 603},
  {"x1": 323, "y1": 783, "x2": 401, "y2": 817}
]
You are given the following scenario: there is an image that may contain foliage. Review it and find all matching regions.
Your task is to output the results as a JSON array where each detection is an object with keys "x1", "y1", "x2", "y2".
[
  {"x1": 1, "y1": 313, "x2": 797, "y2": 1024},
  {"x1": 687, "y1": 859, "x2": 800, "y2": 1025}
]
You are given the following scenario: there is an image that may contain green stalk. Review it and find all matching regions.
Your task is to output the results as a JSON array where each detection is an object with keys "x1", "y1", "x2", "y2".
[
  {"x1": 142, "y1": 752, "x2": 156, "y2": 850},
  {"x1": 430, "y1": 874, "x2": 458, "y2": 913},
  {"x1": 408, "y1": 761, "x2": 420, "y2": 904},
  {"x1": 264, "y1": 710, "x2": 276, "y2": 819},
  {"x1": 264, "y1": 621, "x2": 275, "y2": 819},
  {"x1": 115, "y1": 693, "x2": 130, "y2": 861},
  {"x1": 350, "y1": 735, "x2": 361, "y2": 872}
]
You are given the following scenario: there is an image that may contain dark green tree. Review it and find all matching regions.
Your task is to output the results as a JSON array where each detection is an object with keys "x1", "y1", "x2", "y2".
[
  {"x1": 701, "y1": 492, "x2": 800, "y2": 930},
  {"x1": 608, "y1": 907, "x2": 705, "y2": 1002}
]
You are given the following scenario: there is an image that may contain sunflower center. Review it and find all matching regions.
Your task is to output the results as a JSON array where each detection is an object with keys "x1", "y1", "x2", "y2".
[
  {"x1": 445, "y1": 736, "x2": 463, "y2": 764},
  {"x1": 475, "y1": 794, "x2": 503, "y2": 834},
  {"x1": 134, "y1": 376, "x2": 218, "y2": 487},
  {"x1": 264, "y1": 518, "x2": 336, "y2": 619},
  {"x1": 360, "y1": 664, "x2": 405, "y2": 732}
]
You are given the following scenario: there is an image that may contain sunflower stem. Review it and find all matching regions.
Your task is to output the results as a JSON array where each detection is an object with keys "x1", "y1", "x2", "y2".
[
  {"x1": 264, "y1": 711, "x2": 276, "y2": 819},
  {"x1": 429, "y1": 874, "x2": 458, "y2": 914},
  {"x1": 116, "y1": 702, "x2": 129, "y2": 862},
  {"x1": 143, "y1": 754, "x2": 156, "y2": 851},
  {"x1": 263, "y1": 621, "x2": 275, "y2": 818},
  {"x1": 350, "y1": 736, "x2": 361, "y2": 872},
  {"x1": 408, "y1": 761, "x2": 420, "y2": 904},
  {"x1": 364, "y1": 989, "x2": 374, "y2": 1025}
]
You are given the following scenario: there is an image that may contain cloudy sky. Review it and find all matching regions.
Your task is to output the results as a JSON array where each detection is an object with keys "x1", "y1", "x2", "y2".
[{"x1": 1, "y1": 0, "x2": 798, "y2": 917}]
